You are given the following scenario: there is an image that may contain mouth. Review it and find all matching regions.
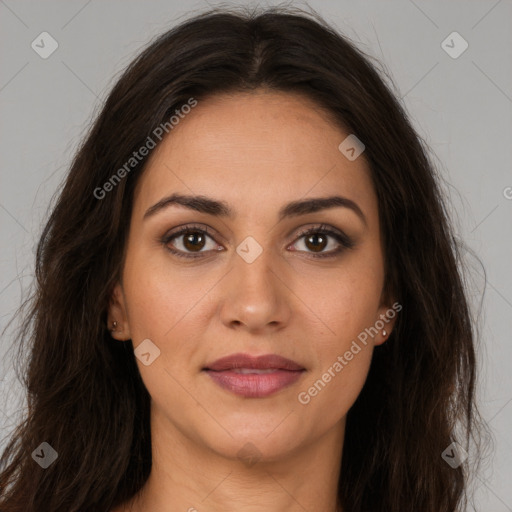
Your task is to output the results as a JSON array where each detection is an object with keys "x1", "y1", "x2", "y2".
[{"x1": 202, "y1": 353, "x2": 306, "y2": 398}]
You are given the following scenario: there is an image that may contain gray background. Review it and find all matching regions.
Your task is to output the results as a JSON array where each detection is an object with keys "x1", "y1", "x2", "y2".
[{"x1": 1, "y1": 0, "x2": 511, "y2": 509}]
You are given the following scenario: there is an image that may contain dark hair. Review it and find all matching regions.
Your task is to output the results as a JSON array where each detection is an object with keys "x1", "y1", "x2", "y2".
[{"x1": 0, "y1": 5, "x2": 492, "y2": 511}]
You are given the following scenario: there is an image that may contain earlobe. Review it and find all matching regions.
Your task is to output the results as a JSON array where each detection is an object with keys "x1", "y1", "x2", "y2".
[
  {"x1": 375, "y1": 298, "x2": 399, "y2": 345},
  {"x1": 107, "y1": 283, "x2": 131, "y2": 341}
]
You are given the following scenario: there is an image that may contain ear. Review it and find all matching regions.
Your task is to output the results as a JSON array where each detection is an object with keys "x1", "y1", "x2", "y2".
[
  {"x1": 107, "y1": 282, "x2": 131, "y2": 341},
  {"x1": 374, "y1": 293, "x2": 401, "y2": 346}
]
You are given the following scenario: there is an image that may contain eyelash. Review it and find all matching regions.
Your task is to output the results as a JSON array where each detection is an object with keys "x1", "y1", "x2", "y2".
[{"x1": 161, "y1": 223, "x2": 355, "y2": 260}]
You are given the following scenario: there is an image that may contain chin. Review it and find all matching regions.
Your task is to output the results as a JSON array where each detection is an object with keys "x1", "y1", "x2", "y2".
[{"x1": 197, "y1": 415, "x2": 309, "y2": 463}]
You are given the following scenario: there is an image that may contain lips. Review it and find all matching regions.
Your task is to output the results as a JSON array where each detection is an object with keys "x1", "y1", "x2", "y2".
[
  {"x1": 204, "y1": 353, "x2": 305, "y2": 372},
  {"x1": 203, "y1": 353, "x2": 305, "y2": 398}
]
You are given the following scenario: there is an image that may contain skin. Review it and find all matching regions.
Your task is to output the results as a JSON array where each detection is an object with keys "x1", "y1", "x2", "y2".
[{"x1": 109, "y1": 89, "x2": 396, "y2": 512}]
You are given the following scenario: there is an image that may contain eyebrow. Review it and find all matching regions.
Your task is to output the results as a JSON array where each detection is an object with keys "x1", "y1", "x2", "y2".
[{"x1": 143, "y1": 193, "x2": 367, "y2": 226}]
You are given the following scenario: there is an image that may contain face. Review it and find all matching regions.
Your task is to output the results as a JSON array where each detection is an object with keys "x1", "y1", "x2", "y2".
[{"x1": 108, "y1": 90, "x2": 396, "y2": 463}]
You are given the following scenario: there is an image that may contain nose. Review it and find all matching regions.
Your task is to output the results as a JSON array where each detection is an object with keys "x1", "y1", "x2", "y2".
[{"x1": 218, "y1": 244, "x2": 292, "y2": 334}]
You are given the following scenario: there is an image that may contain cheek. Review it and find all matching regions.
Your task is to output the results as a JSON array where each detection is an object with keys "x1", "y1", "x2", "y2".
[
  {"x1": 297, "y1": 252, "x2": 383, "y2": 410},
  {"x1": 122, "y1": 248, "x2": 208, "y2": 340},
  {"x1": 297, "y1": 299, "x2": 375, "y2": 426},
  {"x1": 123, "y1": 264, "x2": 202, "y2": 409},
  {"x1": 122, "y1": 253, "x2": 213, "y2": 382},
  {"x1": 305, "y1": 261, "x2": 384, "y2": 344},
  {"x1": 295, "y1": 332, "x2": 373, "y2": 437}
]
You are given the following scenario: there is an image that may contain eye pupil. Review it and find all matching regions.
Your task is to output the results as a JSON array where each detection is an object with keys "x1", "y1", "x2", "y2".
[
  {"x1": 183, "y1": 231, "x2": 205, "y2": 251},
  {"x1": 305, "y1": 233, "x2": 327, "y2": 252}
]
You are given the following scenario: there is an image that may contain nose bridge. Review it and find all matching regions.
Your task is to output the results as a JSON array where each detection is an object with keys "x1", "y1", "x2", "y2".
[
  {"x1": 219, "y1": 234, "x2": 290, "y2": 331},
  {"x1": 235, "y1": 238, "x2": 275, "y2": 294}
]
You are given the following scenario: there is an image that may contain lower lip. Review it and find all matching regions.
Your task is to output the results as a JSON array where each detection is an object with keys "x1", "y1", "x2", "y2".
[{"x1": 204, "y1": 369, "x2": 305, "y2": 398}]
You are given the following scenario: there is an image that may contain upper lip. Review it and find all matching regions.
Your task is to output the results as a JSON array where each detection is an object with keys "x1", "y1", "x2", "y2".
[{"x1": 203, "y1": 353, "x2": 305, "y2": 371}]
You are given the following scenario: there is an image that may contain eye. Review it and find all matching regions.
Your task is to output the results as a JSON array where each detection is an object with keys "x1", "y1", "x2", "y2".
[
  {"x1": 289, "y1": 224, "x2": 355, "y2": 258},
  {"x1": 161, "y1": 224, "x2": 222, "y2": 259},
  {"x1": 161, "y1": 223, "x2": 355, "y2": 260}
]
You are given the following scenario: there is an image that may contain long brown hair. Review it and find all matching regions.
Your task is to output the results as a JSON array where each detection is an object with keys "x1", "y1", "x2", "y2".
[{"x1": 0, "y1": 5, "x2": 492, "y2": 511}]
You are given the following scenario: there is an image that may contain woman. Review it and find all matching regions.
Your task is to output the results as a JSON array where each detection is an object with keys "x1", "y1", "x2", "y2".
[{"x1": 0, "y1": 5, "x2": 491, "y2": 512}]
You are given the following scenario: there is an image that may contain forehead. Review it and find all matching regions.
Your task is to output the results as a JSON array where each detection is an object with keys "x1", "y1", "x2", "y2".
[{"x1": 132, "y1": 90, "x2": 378, "y2": 225}]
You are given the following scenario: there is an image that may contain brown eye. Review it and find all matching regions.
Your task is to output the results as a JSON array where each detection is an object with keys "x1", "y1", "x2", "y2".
[
  {"x1": 182, "y1": 231, "x2": 206, "y2": 252},
  {"x1": 290, "y1": 225, "x2": 355, "y2": 259},
  {"x1": 162, "y1": 226, "x2": 221, "y2": 259},
  {"x1": 304, "y1": 233, "x2": 328, "y2": 253}
]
